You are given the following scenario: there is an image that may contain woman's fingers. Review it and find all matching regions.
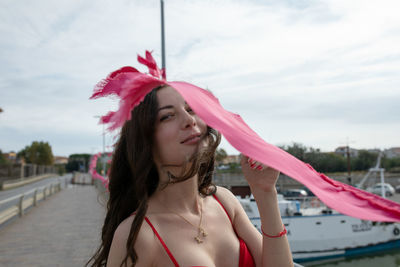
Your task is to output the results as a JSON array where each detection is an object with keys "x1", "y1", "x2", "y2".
[
  {"x1": 247, "y1": 157, "x2": 266, "y2": 171},
  {"x1": 240, "y1": 153, "x2": 270, "y2": 171}
]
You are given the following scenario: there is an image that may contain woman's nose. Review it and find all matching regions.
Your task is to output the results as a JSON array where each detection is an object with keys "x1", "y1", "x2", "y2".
[{"x1": 182, "y1": 111, "x2": 196, "y2": 129}]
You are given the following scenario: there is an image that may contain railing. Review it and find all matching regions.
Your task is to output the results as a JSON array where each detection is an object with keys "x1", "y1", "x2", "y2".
[
  {"x1": 283, "y1": 196, "x2": 327, "y2": 209},
  {"x1": 0, "y1": 177, "x2": 69, "y2": 226},
  {"x1": 72, "y1": 172, "x2": 93, "y2": 185}
]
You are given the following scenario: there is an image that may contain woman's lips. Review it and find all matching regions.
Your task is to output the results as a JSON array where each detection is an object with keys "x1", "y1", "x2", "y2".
[{"x1": 181, "y1": 134, "x2": 201, "y2": 145}]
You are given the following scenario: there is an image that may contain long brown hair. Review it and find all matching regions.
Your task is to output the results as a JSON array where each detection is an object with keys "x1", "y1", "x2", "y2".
[{"x1": 87, "y1": 87, "x2": 221, "y2": 266}]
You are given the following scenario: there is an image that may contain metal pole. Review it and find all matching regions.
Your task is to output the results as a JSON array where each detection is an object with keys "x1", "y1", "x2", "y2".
[
  {"x1": 102, "y1": 123, "x2": 106, "y2": 176},
  {"x1": 346, "y1": 146, "x2": 352, "y2": 185},
  {"x1": 380, "y1": 169, "x2": 386, "y2": 198},
  {"x1": 94, "y1": 115, "x2": 107, "y2": 177},
  {"x1": 160, "y1": 0, "x2": 166, "y2": 76}
]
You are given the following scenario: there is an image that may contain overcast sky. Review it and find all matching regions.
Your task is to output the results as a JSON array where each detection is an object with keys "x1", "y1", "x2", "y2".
[{"x1": 0, "y1": 0, "x2": 399, "y2": 157}]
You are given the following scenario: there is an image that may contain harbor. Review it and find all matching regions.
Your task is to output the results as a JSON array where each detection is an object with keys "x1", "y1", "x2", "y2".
[
  {"x1": 226, "y1": 163, "x2": 400, "y2": 266},
  {"x1": 310, "y1": 194, "x2": 400, "y2": 267}
]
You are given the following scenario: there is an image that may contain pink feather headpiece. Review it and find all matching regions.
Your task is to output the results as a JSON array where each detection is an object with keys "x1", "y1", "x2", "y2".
[
  {"x1": 90, "y1": 50, "x2": 400, "y2": 222},
  {"x1": 90, "y1": 51, "x2": 167, "y2": 131}
]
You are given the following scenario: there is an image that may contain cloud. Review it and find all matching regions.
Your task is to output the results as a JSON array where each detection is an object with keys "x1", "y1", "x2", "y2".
[{"x1": 0, "y1": 0, "x2": 399, "y2": 156}]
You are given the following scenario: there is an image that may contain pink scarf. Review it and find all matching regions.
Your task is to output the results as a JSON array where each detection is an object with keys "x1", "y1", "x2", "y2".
[{"x1": 90, "y1": 51, "x2": 400, "y2": 222}]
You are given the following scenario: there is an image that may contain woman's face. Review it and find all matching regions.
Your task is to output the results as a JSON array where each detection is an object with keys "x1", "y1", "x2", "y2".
[{"x1": 152, "y1": 86, "x2": 207, "y2": 169}]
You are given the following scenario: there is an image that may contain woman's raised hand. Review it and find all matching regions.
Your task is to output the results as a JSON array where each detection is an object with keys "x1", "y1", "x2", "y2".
[{"x1": 240, "y1": 154, "x2": 280, "y2": 193}]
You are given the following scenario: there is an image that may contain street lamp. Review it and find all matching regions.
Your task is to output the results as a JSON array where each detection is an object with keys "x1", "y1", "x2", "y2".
[{"x1": 160, "y1": 0, "x2": 166, "y2": 76}]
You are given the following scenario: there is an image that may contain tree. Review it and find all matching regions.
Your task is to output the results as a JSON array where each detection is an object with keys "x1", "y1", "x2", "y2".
[
  {"x1": 282, "y1": 142, "x2": 307, "y2": 161},
  {"x1": 352, "y1": 150, "x2": 377, "y2": 171},
  {"x1": 0, "y1": 149, "x2": 9, "y2": 164},
  {"x1": 215, "y1": 148, "x2": 228, "y2": 164},
  {"x1": 283, "y1": 143, "x2": 346, "y2": 173},
  {"x1": 18, "y1": 141, "x2": 54, "y2": 165},
  {"x1": 65, "y1": 160, "x2": 80, "y2": 173},
  {"x1": 381, "y1": 156, "x2": 400, "y2": 172},
  {"x1": 66, "y1": 154, "x2": 91, "y2": 172},
  {"x1": 316, "y1": 153, "x2": 346, "y2": 173}
]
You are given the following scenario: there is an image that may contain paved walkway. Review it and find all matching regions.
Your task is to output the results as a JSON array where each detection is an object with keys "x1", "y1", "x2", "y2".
[{"x1": 0, "y1": 185, "x2": 107, "y2": 267}]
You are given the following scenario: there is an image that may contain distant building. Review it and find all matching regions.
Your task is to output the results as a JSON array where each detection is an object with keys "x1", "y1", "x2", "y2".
[
  {"x1": 384, "y1": 147, "x2": 400, "y2": 159},
  {"x1": 54, "y1": 156, "x2": 68, "y2": 165},
  {"x1": 221, "y1": 155, "x2": 240, "y2": 165},
  {"x1": 367, "y1": 148, "x2": 381, "y2": 154},
  {"x1": 2, "y1": 151, "x2": 17, "y2": 163},
  {"x1": 334, "y1": 146, "x2": 359, "y2": 158}
]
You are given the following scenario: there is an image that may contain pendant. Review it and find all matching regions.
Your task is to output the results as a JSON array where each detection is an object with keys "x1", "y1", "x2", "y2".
[
  {"x1": 200, "y1": 227, "x2": 208, "y2": 237},
  {"x1": 194, "y1": 227, "x2": 208, "y2": 243}
]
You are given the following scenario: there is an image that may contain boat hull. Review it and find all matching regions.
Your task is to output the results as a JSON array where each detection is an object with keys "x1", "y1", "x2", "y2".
[{"x1": 249, "y1": 214, "x2": 400, "y2": 262}]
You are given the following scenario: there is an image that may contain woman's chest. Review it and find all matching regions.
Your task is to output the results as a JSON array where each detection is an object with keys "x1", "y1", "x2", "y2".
[{"x1": 152, "y1": 217, "x2": 241, "y2": 267}]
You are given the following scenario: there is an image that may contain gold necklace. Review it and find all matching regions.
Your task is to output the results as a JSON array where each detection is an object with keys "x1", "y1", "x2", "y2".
[{"x1": 162, "y1": 198, "x2": 208, "y2": 244}]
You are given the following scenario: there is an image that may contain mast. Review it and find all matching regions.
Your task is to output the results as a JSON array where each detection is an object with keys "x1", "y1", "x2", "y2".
[{"x1": 346, "y1": 145, "x2": 351, "y2": 184}]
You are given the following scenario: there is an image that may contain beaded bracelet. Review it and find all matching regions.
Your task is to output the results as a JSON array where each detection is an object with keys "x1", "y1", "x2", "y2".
[{"x1": 261, "y1": 225, "x2": 287, "y2": 238}]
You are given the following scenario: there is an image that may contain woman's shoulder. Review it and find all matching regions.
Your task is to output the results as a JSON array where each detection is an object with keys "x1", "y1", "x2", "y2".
[
  {"x1": 214, "y1": 185, "x2": 236, "y2": 199},
  {"x1": 108, "y1": 214, "x2": 157, "y2": 266},
  {"x1": 114, "y1": 214, "x2": 156, "y2": 248},
  {"x1": 213, "y1": 186, "x2": 242, "y2": 218},
  {"x1": 113, "y1": 215, "x2": 135, "y2": 240},
  {"x1": 214, "y1": 185, "x2": 240, "y2": 202}
]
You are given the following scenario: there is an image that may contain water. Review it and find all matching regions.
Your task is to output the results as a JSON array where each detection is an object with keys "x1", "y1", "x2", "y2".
[{"x1": 302, "y1": 250, "x2": 400, "y2": 267}]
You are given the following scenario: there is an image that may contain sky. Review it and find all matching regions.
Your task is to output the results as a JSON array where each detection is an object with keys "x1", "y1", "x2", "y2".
[{"x1": 0, "y1": 0, "x2": 399, "y2": 157}]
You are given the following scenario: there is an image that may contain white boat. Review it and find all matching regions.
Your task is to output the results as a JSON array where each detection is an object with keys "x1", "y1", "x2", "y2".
[
  {"x1": 239, "y1": 152, "x2": 400, "y2": 263},
  {"x1": 238, "y1": 194, "x2": 400, "y2": 263}
]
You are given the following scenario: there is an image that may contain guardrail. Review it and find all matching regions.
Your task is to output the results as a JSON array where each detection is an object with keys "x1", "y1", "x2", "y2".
[
  {"x1": 72, "y1": 172, "x2": 93, "y2": 185},
  {"x1": 0, "y1": 177, "x2": 69, "y2": 226},
  {"x1": 1, "y1": 173, "x2": 57, "y2": 190},
  {"x1": 283, "y1": 196, "x2": 327, "y2": 209}
]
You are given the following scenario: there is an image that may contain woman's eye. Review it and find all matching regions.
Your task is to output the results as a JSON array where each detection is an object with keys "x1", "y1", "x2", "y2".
[
  {"x1": 160, "y1": 113, "x2": 174, "y2": 121},
  {"x1": 186, "y1": 107, "x2": 194, "y2": 113}
]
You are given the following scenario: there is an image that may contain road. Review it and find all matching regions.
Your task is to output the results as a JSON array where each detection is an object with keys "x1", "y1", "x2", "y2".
[
  {"x1": 0, "y1": 174, "x2": 72, "y2": 201},
  {"x1": 0, "y1": 174, "x2": 72, "y2": 214}
]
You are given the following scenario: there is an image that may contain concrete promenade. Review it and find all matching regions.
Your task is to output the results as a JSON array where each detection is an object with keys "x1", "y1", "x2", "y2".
[
  {"x1": 0, "y1": 177, "x2": 399, "y2": 267},
  {"x1": 0, "y1": 185, "x2": 107, "y2": 267}
]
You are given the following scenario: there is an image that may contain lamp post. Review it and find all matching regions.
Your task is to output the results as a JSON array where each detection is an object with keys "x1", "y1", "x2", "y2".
[{"x1": 160, "y1": 0, "x2": 166, "y2": 76}]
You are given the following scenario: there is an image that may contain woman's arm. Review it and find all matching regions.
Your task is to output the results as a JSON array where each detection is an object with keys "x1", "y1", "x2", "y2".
[
  {"x1": 251, "y1": 187, "x2": 293, "y2": 267},
  {"x1": 240, "y1": 155, "x2": 293, "y2": 267}
]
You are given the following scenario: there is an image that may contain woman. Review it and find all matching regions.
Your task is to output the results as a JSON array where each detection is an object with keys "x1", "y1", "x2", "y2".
[{"x1": 88, "y1": 83, "x2": 293, "y2": 267}]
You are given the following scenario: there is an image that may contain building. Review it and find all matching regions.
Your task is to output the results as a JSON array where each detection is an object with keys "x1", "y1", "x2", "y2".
[
  {"x1": 221, "y1": 155, "x2": 240, "y2": 165},
  {"x1": 54, "y1": 156, "x2": 68, "y2": 165},
  {"x1": 384, "y1": 147, "x2": 400, "y2": 159},
  {"x1": 334, "y1": 146, "x2": 359, "y2": 158},
  {"x1": 2, "y1": 151, "x2": 18, "y2": 163}
]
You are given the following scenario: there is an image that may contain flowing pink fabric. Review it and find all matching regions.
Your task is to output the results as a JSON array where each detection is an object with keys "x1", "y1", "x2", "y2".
[
  {"x1": 169, "y1": 81, "x2": 400, "y2": 222},
  {"x1": 89, "y1": 152, "x2": 109, "y2": 188},
  {"x1": 90, "y1": 51, "x2": 400, "y2": 222}
]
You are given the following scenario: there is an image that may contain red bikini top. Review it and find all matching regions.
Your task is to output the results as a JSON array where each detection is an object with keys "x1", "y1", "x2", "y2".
[{"x1": 144, "y1": 194, "x2": 255, "y2": 267}]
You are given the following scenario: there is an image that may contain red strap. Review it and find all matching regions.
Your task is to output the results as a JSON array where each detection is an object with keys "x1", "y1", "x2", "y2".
[
  {"x1": 144, "y1": 217, "x2": 180, "y2": 267},
  {"x1": 213, "y1": 194, "x2": 256, "y2": 267},
  {"x1": 212, "y1": 194, "x2": 233, "y2": 224}
]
